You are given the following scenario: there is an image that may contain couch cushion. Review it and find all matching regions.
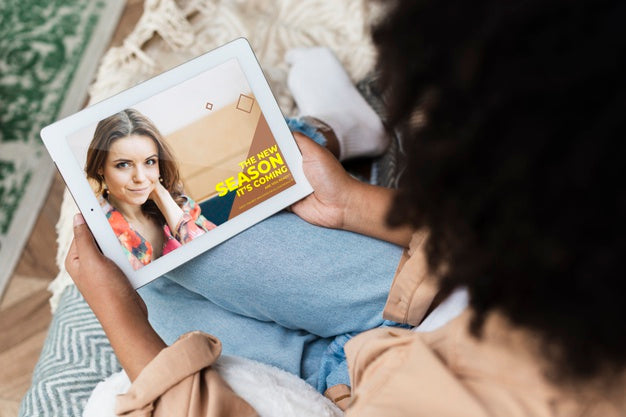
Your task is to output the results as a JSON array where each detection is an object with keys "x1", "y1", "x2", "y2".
[{"x1": 19, "y1": 285, "x2": 120, "y2": 417}]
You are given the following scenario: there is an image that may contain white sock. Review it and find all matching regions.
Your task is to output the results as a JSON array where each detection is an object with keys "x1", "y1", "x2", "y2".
[{"x1": 286, "y1": 47, "x2": 389, "y2": 161}]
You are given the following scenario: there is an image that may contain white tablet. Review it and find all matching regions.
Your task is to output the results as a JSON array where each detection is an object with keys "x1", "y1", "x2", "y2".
[{"x1": 41, "y1": 38, "x2": 313, "y2": 289}]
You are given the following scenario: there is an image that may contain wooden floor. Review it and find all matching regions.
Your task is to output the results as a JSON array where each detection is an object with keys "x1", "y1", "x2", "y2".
[{"x1": 0, "y1": 1, "x2": 143, "y2": 415}]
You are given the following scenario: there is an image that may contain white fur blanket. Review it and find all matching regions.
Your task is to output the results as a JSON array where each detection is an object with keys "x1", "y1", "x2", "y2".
[{"x1": 84, "y1": 355, "x2": 342, "y2": 417}]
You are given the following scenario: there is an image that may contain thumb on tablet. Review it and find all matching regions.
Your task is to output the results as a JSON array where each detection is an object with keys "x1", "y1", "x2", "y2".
[{"x1": 72, "y1": 214, "x2": 100, "y2": 260}]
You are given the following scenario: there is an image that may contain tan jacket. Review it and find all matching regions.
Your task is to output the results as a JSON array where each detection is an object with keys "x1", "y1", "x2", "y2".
[
  {"x1": 115, "y1": 332, "x2": 257, "y2": 417},
  {"x1": 345, "y1": 232, "x2": 625, "y2": 416},
  {"x1": 117, "y1": 233, "x2": 625, "y2": 416}
]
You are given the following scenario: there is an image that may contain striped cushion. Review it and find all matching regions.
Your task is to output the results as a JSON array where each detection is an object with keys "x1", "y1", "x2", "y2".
[{"x1": 19, "y1": 285, "x2": 119, "y2": 417}]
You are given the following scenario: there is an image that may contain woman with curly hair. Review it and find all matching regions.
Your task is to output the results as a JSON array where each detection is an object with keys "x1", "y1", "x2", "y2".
[{"x1": 65, "y1": 0, "x2": 625, "y2": 415}]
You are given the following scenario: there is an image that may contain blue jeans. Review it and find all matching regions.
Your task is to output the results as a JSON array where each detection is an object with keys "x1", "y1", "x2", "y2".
[{"x1": 138, "y1": 211, "x2": 403, "y2": 392}]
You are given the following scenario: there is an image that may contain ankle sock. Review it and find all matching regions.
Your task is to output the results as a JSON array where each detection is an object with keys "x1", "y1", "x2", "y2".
[{"x1": 286, "y1": 47, "x2": 388, "y2": 160}]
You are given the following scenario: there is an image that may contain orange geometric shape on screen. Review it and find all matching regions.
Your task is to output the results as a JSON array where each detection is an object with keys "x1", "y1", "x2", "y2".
[{"x1": 236, "y1": 94, "x2": 254, "y2": 113}]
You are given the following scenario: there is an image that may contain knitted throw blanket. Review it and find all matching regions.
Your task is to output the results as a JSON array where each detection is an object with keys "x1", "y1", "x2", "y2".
[{"x1": 50, "y1": 0, "x2": 381, "y2": 309}]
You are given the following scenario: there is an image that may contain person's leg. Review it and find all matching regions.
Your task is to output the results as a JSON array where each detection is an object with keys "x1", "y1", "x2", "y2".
[
  {"x1": 140, "y1": 47, "x2": 403, "y2": 394},
  {"x1": 156, "y1": 46, "x2": 402, "y2": 338},
  {"x1": 138, "y1": 276, "x2": 333, "y2": 387},
  {"x1": 160, "y1": 211, "x2": 403, "y2": 338}
]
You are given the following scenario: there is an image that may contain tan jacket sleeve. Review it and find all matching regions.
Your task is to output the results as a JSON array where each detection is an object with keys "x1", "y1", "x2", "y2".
[
  {"x1": 115, "y1": 331, "x2": 258, "y2": 417},
  {"x1": 344, "y1": 326, "x2": 490, "y2": 417},
  {"x1": 383, "y1": 231, "x2": 440, "y2": 326}
]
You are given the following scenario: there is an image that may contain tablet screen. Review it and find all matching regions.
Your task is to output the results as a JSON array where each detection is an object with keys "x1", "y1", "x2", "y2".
[{"x1": 66, "y1": 58, "x2": 296, "y2": 270}]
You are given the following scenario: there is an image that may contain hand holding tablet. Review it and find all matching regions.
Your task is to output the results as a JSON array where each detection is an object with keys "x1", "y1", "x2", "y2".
[{"x1": 42, "y1": 38, "x2": 312, "y2": 288}]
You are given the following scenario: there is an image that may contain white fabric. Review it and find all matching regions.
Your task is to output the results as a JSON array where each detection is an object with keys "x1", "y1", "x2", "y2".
[
  {"x1": 287, "y1": 47, "x2": 388, "y2": 160},
  {"x1": 413, "y1": 287, "x2": 470, "y2": 333},
  {"x1": 50, "y1": 0, "x2": 385, "y2": 311},
  {"x1": 83, "y1": 355, "x2": 342, "y2": 417}
]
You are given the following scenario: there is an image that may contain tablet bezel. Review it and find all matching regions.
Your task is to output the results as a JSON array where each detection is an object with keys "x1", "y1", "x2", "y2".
[{"x1": 41, "y1": 38, "x2": 313, "y2": 288}]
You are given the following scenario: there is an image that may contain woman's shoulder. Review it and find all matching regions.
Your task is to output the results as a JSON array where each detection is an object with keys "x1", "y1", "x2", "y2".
[{"x1": 347, "y1": 311, "x2": 615, "y2": 417}]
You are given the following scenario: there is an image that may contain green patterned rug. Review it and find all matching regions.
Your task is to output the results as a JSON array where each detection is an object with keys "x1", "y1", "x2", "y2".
[{"x1": 0, "y1": 0, "x2": 126, "y2": 296}]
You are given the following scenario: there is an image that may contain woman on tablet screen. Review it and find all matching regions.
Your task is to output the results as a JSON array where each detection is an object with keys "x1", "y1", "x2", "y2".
[{"x1": 85, "y1": 109, "x2": 216, "y2": 270}]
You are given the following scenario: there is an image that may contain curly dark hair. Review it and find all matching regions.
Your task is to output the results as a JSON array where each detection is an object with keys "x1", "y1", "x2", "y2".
[{"x1": 373, "y1": 0, "x2": 626, "y2": 381}]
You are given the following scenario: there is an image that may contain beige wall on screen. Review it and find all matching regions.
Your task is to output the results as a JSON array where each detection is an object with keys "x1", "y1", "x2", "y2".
[{"x1": 164, "y1": 96, "x2": 262, "y2": 202}]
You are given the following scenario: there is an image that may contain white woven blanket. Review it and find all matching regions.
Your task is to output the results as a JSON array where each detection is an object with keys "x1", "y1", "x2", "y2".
[{"x1": 50, "y1": 0, "x2": 382, "y2": 308}]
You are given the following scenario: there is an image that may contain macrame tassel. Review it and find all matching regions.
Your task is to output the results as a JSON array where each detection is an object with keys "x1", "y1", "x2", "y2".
[{"x1": 144, "y1": 0, "x2": 195, "y2": 51}]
